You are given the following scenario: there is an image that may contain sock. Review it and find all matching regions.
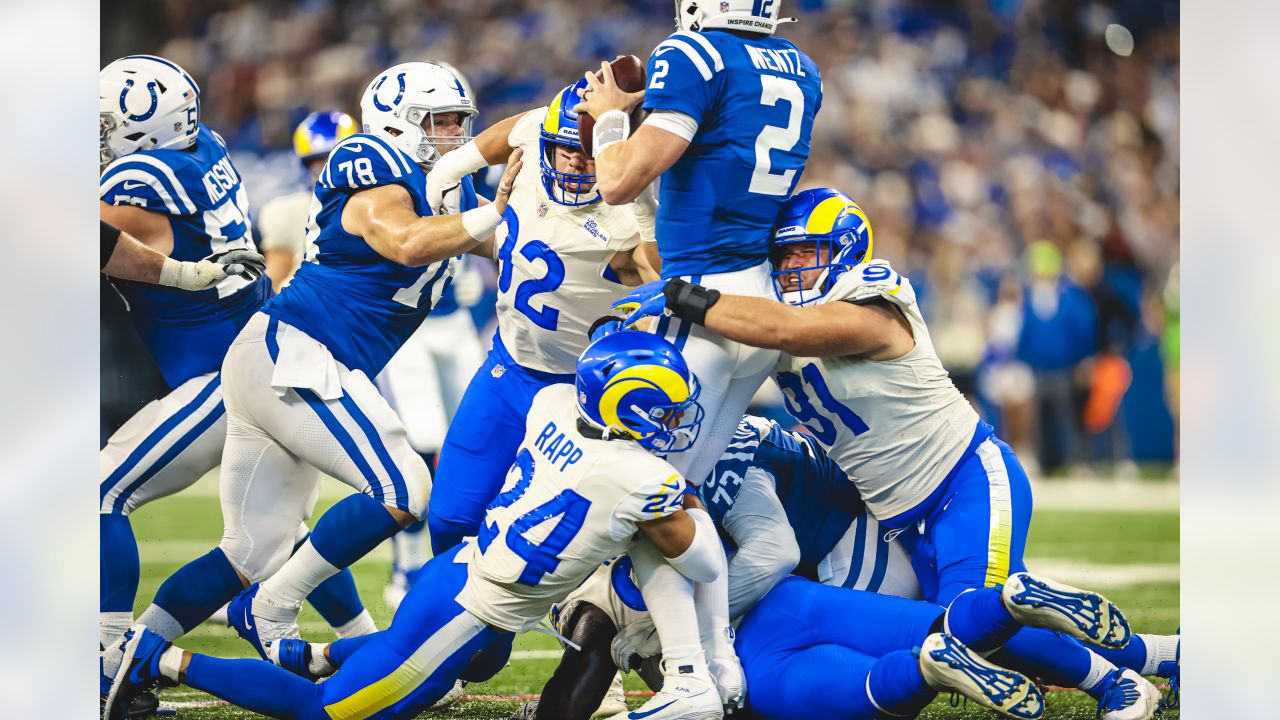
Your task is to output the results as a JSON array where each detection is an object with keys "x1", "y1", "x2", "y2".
[
  {"x1": 392, "y1": 518, "x2": 431, "y2": 577},
  {"x1": 260, "y1": 494, "x2": 398, "y2": 612},
  {"x1": 328, "y1": 631, "x2": 382, "y2": 668},
  {"x1": 867, "y1": 649, "x2": 935, "y2": 716},
  {"x1": 629, "y1": 539, "x2": 705, "y2": 676},
  {"x1": 688, "y1": 509, "x2": 732, "y2": 661},
  {"x1": 145, "y1": 548, "x2": 244, "y2": 637},
  {"x1": 306, "y1": 564, "x2": 367, "y2": 629},
  {"x1": 333, "y1": 609, "x2": 378, "y2": 638},
  {"x1": 1094, "y1": 634, "x2": 1178, "y2": 677},
  {"x1": 100, "y1": 514, "x2": 140, "y2": 647},
  {"x1": 185, "y1": 653, "x2": 322, "y2": 716},
  {"x1": 159, "y1": 646, "x2": 184, "y2": 683},
  {"x1": 945, "y1": 588, "x2": 1020, "y2": 653},
  {"x1": 307, "y1": 644, "x2": 336, "y2": 677},
  {"x1": 997, "y1": 628, "x2": 1116, "y2": 696}
]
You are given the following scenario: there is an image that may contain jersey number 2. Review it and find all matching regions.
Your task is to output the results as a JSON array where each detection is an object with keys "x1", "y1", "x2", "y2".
[
  {"x1": 477, "y1": 449, "x2": 592, "y2": 586},
  {"x1": 497, "y1": 208, "x2": 566, "y2": 330},
  {"x1": 748, "y1": 75, "x2": 805, "y2": 196},
  {"x1": 777, "y1": 362, "x2": 869, "y2": 445}
]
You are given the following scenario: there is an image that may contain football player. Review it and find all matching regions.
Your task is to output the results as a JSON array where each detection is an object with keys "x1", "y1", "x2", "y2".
[
  {"x1": 103, "y1": 331, "x2": 723, "y2": 720},
  {"x1": 104, "y1": 61, "x2": 521, "y2": 678},
  {"x1": 617, "y1": 188, "x2": 1172, "y2": 719},
  {"x1": 575, "y1": 2, "x2": 822, "y2": 709},
  {"x1": 420, "y1": 77, "x2": 659, "y2": 556}
]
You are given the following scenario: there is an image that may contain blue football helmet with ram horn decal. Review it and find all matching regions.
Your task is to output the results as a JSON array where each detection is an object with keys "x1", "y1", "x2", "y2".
[
  {"x1": 292, "y1": 110, "x2": 358, "y2": 165},
  {"x1": 540, "y1": 79, "x2": 598, "y2": 207},
  {"x1": 576, "y1": 331, "x2": 704, "y2": 454},
  {"x1": 769, "y1": 187, "x2": 873, "y2": 306}
]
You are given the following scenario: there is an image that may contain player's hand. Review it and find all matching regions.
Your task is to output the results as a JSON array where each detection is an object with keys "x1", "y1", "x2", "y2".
[
  {"x1": 612, "y1": 279, "x2": 669, "y2": 327},
  {"x1": 575, "y1": 60, "x2": 644, "y2": 119},
  {"x1": 491, "y1": 148, "x2": 523, "y2": 216},
  {"x1": 205, "y1": 248, "x2": 266, "y2": 281}
]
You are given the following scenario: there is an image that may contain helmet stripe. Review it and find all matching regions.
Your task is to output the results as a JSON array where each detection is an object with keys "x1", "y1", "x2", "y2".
[
  {"x1": 544, "y1": 92, "x2": 563, "y2": 136},
  {"x1": 598, "y1": 365, "x2": 691, "y2": 436},
  {"x1": 804, "y1": 196, "x2": 851, "y2": 235}
]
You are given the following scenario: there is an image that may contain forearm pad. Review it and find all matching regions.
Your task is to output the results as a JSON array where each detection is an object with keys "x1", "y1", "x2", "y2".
[
  {"x1": 100, "y1": 221, "x2": 121, "y2": 269},
  {"x1": 666, "y1": 508, "x2": 723, "y2": 584},
  {"x1": 664, "y1": 278, "x2": 720, "y2": 325}
]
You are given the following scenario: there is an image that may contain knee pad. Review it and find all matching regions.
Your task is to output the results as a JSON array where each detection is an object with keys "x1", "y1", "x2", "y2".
[{"x1": 218, "y1": 529, "x2": 294, "y2": 583}]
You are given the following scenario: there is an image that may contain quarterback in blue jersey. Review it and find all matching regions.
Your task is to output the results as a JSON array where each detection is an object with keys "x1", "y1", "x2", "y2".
[
  {"x1": 104, "y1": 61, "x2": 523, "y2": 680},
  {"x1": 618, "y1": 188, "x2": 1176, "y2": 718},
  {"x1": 577, "y1": 1, "x2": 822, "y2": 711},
  {"x1": 98, "y1": 55, "x2": 278, "y2": 654}
]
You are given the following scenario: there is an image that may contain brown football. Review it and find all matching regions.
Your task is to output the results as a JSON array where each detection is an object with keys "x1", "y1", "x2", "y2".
[{"x1": 577, "y1": 54, "x2": 647, "y2": 156}]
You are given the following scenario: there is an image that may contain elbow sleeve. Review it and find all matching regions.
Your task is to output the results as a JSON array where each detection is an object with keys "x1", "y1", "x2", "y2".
[
  {"x1": 100, "y1": 221, "x2": 121, "y2": 269},
  {"x1": 665, "y1": 508, "x2": 723, "y2": 584}
]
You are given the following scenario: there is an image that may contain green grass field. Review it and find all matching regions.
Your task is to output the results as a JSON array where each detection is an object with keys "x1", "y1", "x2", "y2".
[{"x1": 129, "y1": 477, "x2": 1179, "y2": 719}]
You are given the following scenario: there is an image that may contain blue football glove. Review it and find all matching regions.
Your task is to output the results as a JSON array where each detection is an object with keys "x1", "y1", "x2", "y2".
[{"x1": 612, "y1": 280, "x2": 669, "y2": 327}]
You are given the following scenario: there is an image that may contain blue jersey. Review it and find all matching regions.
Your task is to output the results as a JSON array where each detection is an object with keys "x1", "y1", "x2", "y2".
[
  {"x1": 263, "y1": 133, "x2": 478, "y2": 376},
  {"x1": 100, "y1": 124, "x2": 270, "y2": 388},
  {"x1": 703, "y1": 417, "x2": 864, "y2": 578},
  {"x1": 643, "y1": 30, "x2": 822, "y2": 278}
]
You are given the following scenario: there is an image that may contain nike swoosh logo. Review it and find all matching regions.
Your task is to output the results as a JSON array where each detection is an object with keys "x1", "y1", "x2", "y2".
[
  {"x1": 127, "y1": 659, "x2": 149, "y2": 686},
  {"x1": 629, "y1": 700, "x2": 677, "y2": 719},
  {"x1": 122, "y1": 181, "x2": 146, "y2": 190},
  {"x1": 242, "y1": 608, "x2": 255, "y2": 631},
  {"x1": 654, "y1": 47, "x2": 675, "y2": 57}
]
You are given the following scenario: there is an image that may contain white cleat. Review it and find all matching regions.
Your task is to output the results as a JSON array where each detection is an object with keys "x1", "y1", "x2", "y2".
[
  {"x1": 918, "y1": 633, "x2": 1044, "y2": 719},
  {"x1": 383, "y1": 573, "x2": 408, "y2": 612},
  {"x1": 1002, "y1": 572, "x2": 1131, "y2": 649},
  {"x1": 592, "y1": 671, "x2": 629, "y2": 718},
  {"x1": 1095, "y1": 669, "x2": 1160, "y2": 720},
  {"x1": 605, "y1": 660, "x2": 722, "y2": 720},
  {"x1": 708, "y1": 655, "x2": 746, "y2": 714},
  {"x1": 425, "y1": 679, "x2": 466, "y2": 712}
]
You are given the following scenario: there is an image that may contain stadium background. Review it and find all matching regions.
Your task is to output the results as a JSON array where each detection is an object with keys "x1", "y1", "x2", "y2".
[
  {"x1": 98, "y1": 2, "x2": 1180, "y2": 717},
  {"x1": 101, "y1": 0, "x2": 1179, "y2": 478}
]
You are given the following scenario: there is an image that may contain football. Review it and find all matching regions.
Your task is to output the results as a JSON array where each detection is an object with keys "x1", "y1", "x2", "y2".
[{"x1": 577, "y1": 54, "x2": 647, "y2": 156}]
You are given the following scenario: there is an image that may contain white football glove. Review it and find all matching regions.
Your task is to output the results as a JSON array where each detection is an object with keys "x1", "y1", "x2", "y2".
[{"x1": 159, "y1": 249, "x2": 266, "y2": 291}]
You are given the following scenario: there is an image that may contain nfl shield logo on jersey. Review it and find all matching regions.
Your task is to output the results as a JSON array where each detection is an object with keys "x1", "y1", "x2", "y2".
[{"x1": 538, "y1": 202, "x2": 548, "y2": 218}]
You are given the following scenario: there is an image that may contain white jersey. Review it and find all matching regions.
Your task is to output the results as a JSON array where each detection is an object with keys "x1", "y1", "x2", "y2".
[
  {"x1": 493, "y1": 108, "x2": 645, "y2": 375},
  {"x1": 456, "y1": 383, "x2": 686, "y2": 632},
  {"x1": 776, "y1": 260, "x2": 980, "y2": 520},
  {"x1": 256, "y1": 190, "x2": 311, "y2": 257}
]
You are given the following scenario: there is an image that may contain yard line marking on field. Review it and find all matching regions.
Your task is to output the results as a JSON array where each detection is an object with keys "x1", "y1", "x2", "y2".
[{"x1": 1025, "y1": 560, "x2": 1180, "y2": 587}]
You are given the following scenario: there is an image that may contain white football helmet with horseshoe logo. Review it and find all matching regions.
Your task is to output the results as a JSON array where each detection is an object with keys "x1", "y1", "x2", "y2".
[
  {"x1": 99, "y1": 55, "x2": 201, "y2": 172},
  {"x1": 359, "y1": 61, "x2": 477, "y2": 168}
]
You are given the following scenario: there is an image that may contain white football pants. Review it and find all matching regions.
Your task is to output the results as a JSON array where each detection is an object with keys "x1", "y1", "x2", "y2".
[
  {"x1": 216, "y1": 313, "x2": 430, "y2": 581},
  {"x1": 652, "y1": 263, "x2": 781, "y2": 486}
]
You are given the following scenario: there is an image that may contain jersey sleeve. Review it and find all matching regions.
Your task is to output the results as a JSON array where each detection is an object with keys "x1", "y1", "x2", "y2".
[
  {"x1": 317, "y1": 134, "x2": 417, "y2": 195},
  {"x1": 99, "y1": 154, "x2": 198, "y2": 216},
  {"x1": 458, "y1": 174, "x2": 479, "y2": 212},
  {"x1": 509, "y1": 107, "x2": 549, "y2": 152},
  {"x1": 642, "y1": 31, "x2": 721, "y2": 124},
  {"x1": 609, "y1": 460, "x2": 687, "y2": 541},
  {"x1": 699, "y1": 417, "x2": 766, "y2": 524},
  {"x1": 825, "y1": 259, "x2": 918, "y2": 311}
]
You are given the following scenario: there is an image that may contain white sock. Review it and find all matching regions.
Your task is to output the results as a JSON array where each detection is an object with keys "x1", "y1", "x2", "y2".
[
  {"x1": 158, "y1": 646, "x2": 185, "y2": 683},
  {"x1": 334, "y1": 609, "x2": 378, "y2": 638},
  {"x1": 629, "y1": 539, "x2": 707, "y2": 679},
  {"x1": 100, "y1": 612, "x2": 133, "y2": 650},
  {"x1": 1139, "y1": 634, "x2": 1179, "y2": 676},
  {"x1": 1079, "y1": 651, "x2": 1119, "y2": 692},
  {"x1": 135, "y1": 604, "x2": 186, "y2": 642},
  {"x1": 308, "y1": 643, "x2": 337, "y2": 676},
  {"x1": 257, "y1": 541, "x2": 337, "y2": 618},
  {"x1": 688, "y1": 509, "x2": 732, "y2": 662}
]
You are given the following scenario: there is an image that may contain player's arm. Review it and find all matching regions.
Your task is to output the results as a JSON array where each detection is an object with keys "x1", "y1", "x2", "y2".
[
  {"x1": 345, "y1": 149, "x2": 522, "y2": 267},
  {"x1": 100, "y1": 221, "x2": 170, "y2": 282},
  {"x1": 719, "y1": 468, "x2": 802, "y2": 621},
  {"x1": 99, "y1": 210, "x2": 264, "y2": 290},
  {"x1": 427, "y1": 110, "x2": 529, "y2": 216},
  {"x1": 636, "y1": 496, "x2": 722, "y2": 584}
]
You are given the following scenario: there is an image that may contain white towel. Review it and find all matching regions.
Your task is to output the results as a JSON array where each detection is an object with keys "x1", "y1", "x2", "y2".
[{"x1": 269, "y1": 321, "x2": 343, "y2": 400}]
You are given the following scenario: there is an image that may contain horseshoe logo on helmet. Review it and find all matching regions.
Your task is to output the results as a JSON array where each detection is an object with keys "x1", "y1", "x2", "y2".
[
  {"x1": 119, "y1": 79, "x2": 160, "y2": 122},
  {"x1": 371, "y1": 72, "x2": 407, "y2": 112}
]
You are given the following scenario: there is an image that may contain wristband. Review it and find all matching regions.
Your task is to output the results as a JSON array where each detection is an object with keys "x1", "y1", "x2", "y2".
[
  {"x1": 100, "y1": 221, "x2": 122, "y2": 269},
  {"x1": 592, "y1": 109, "x2": 631, "y2": 158},
  {"x1": 663, "y1": 278, "x2": 720, "y2": 325},
  {"x1": 460, "y1": 204, "x2": 503, "y2": 241},
  {"x1": 158, "y1": 256, "x2": 183, "y2": 287}
]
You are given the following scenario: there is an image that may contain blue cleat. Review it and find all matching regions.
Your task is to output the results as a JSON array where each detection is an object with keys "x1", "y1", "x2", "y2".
[
  {"x1": 1156, "y1": 631, "x2": 1180, "y2": 711},
  {"x1": 1095, "y1": 668, "x2": 1160, "y2": 720},
  {"x1": 918, "y1": 633, "x2": 1044, "y2": 719},
  {"x1": 227, "y1": 584, "x2": 270, "y2": 661},
  {"x1": 273, "y1": 637, "x2": 323, "y2": 679},
  {"x1": 103, "y1": 625, "x2": 173, "y2": 720},
  {"x1": 1002, "y1": 572, "x2": 1132, "y2": 649}
]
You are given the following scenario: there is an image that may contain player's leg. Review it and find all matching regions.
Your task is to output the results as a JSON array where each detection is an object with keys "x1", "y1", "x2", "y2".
[
  {"x1": 536, "y1": 602, "x2": 623, "y2": 720},
  {"x1": 99, "y1": 372, "x2": 225, "y2": 649},
  {"x1": 249, "y1": 360, "x2": 430, "y2": 647},
  {"x1": 290, "y1": 524, "x2": 377, "y2": 638},
  {"x1": 1092, "y1": 632, "x2": 1180, "y2": 683},
  {"x1": 428, "y1": 346, "x2": 560, "y2": 553}
]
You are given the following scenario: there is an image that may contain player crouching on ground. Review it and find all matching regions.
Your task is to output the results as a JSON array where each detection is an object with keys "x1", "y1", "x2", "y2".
[{"x1": 103, "y1": 331, "x2": 727, "y2": 720}]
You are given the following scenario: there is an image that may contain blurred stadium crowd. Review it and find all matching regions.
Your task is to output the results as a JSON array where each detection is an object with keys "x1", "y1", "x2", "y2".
[{"x1": 102, "y1": 0, "x2": 1179, "y2": 475}]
